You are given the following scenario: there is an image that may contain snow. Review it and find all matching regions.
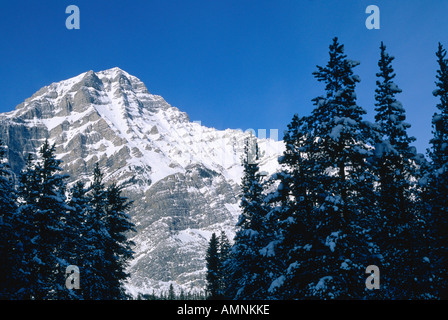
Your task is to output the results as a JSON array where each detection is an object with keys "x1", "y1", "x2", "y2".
[
  {"x1": 432, "y1": 114, "x2": 443, "y2": 123},
  {"x1": 387, "y1": 83, "x2": 402, "y2": 93},
  {"x1": 315, "y1": 276, "x2": 333, "y2": 291},
  {"x1": 329, "y1": 124, "x2": 344, "y2": 141},
  {"x1": 260, "y1": 240, "x2": 278, "y2": 257},
  {"x1": 340, "y1": 259, "x2": 351, "y2": 270},
  {"x1": 303, "y1": 244, "x2": 312, "y2": 251},
  {"x1": 325, "y1": 231, "x2": 341, "y2": 252},
  {"x1": 20, "y1": 67, "x2": 282, "y2": 187},
  {"x1": 268, "y1": 275, "x2": 286, "y2": 293}
]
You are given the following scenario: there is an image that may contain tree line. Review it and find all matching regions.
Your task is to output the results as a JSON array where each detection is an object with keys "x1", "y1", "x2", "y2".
[
  {"x1": 206, "y1": 38, "x2": 448, "y2": 300},
  {"x1": 0, "y1": 139, "x2": 135, "y2": 299},
  {"x1": 136, "y1": 283, "x2": 207, "y2": 300}
]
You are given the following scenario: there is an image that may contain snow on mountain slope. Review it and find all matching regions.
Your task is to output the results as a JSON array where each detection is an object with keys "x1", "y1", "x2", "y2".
[{"x1": 0, "y1": 67, "x2": 284, "y2": 295}]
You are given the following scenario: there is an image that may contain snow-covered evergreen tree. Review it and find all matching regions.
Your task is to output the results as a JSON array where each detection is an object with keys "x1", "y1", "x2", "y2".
[
  {"x1": 80, "y1": 163, "x2": 111, "y2": 300},
  {"x1": 0, "y1": 141, "x2": 22, "y2": 299},
  {"x1": 268, "y1": 38, "x2": 379, "y2": 299},
  {"x1": 104, "y1": 182, "x2": 135, "y2": 299},
  {"x1": 77, "y1": 163, "x2": 135, "y2": 300},
  {"x1": 310, "y1": 38, "x2": 379, "y2": 299},
  {"x1": 225, "y1": 137, "x2": 271, "y2": 299},
  {"x1": 372, "y1": 42, "x2": 429, "y2": 299},
  {"x1": 65, "y1": 181, "x2": 91, "y2": 299},
  {"x1": 263, "y1": 114, "x2": 317, "y2": 299},
  {"x1": 218, "y1": 230, "x2": 231, "y2": 296},
  {"x1": 425, "y1": 42, "x2": 448, "y2": 299},
  {"x1": 16, "y1": 140, "x2": 71, "y2": 299}
]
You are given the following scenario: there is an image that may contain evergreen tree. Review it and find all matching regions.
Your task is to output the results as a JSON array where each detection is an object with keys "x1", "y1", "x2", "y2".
[
  {"x1": 104, "y1": 182, "x2": 135, "y2": 299},
  {"x1": 205, "y1": 232, "x2": 221, "y2": 299},
  {"x1": 225, "y1": 137, "x2": 271, "y2": 299},
  {"x1": 81, "y1": 163, "x2": 135, "y2": 300},
  {"x1": 66, "y1": 181, "x2": 91, "y2": 299},
  {"x1": 168, "y1": 283, "x2": 176, "y2": 300},
  {"x1": 270, "y1": 38, "x2": 379, "y2": 299},
  {"x1": 263, "y1": 114, "x2": 317, "y2": 299},
  {"x1": 218, "y1": 231, "x2": 231, "y2": 264},
  {"x1": 372, "y1": 42, "x2": 427, "y2": 299},
  {"x1": 16, "y1": 140, "x2": 71, "y2": 299},
  {"x1": 0, "y1": 141, "x2": 22, "y2": 299},
  {"x1": 82, "y1": 163, "x2": 110, "y2": 300},
  {"x1": 66, "y1": 181, "x2": 90, "y2": 267},
  {"x1": 218, "y1": 231, "x2": 231, "y2": 297},
  {"x1": 426, "y1": 42, "x2": 448, "y2": 299},
  {"x1": 15, "y1": 153, "x2": 39, "y2": 299}
]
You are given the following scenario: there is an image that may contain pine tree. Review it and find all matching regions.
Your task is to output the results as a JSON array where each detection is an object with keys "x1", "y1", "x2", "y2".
[
  {"x1": 82, "y1": 163, "x2": 110, "y2": 300},
  {"x1": 426, "y1": 42, "x2": 448, "y2": 299},
  {"x1": 372, "y1": 42, "x2": 427, "y2": 299},
  {"x1": 67, "y1": 181, "x2": 90, "y2": 267},
  {"x1": 205, "y1": 232, "x2": 221, "y2": 299},
  {"x1": 218, "y1": 231, "x2": 231, "y2": 297},
  {"x1": 0, "y1": 141, "x2": 22, "y2": 299},
  {"x1": 263, "y1": 114, "x2": 317, "y2": 299},
  {"x1": 66, "y1": 181, "x2": 91, "y2": 299},
  {"x1": 167, "y1": 283, "x2": 175, "y2": 300},
  {"x1": 104, "y1": 182, "x2": 135, "y2": 299},
  {"x1": 225, "y1": 137, "x2": 272, "y2": 299},
  {"x1": 15, "y1": 153, "x2": 39, "y2": 299},
  {"x1": 272, "y1": 38, "x2": 379, "y2": 299},
  {"x1": 16, "y1": 140, "x2": 71, "y2": 299}
]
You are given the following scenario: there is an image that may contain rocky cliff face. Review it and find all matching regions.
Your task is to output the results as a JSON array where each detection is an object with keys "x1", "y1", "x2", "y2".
[{"x1": 0, "y1": 68, "x2": 283, "y2": 295}]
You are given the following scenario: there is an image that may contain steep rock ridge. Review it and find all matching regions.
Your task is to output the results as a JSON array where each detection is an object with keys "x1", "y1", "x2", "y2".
[{"x1": 0, "y1": 67, "x2": 284, "y2": 295}]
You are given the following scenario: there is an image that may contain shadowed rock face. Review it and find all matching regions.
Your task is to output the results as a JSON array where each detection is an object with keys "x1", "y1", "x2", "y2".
[{"x1": 0, "y1": 67, "x2": 283, "y2": 295}]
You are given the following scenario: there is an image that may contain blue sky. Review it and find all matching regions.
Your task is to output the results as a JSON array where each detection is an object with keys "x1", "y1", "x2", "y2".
[{"x1": 1, "y1": 0, "x2": 447, "y2": 155}]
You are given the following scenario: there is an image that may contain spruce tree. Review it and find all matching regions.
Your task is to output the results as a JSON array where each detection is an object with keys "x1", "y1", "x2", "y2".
[
  {"x1": 372, "y1": 42, "x2": 426, "y2": 299},
  {"x1": 15, "y1": 153, "x2": 39, "y2": 299},
  {"x1": 273, "y1": 38, "x2": 379, "y2": 299},
  {"x1": 82, "y1": 163, "x2": 110, "y2": 300},
  {"x1": 168, "y1": 283, "x2": 176, "y2": 300},
  {"x1": 16, "y1": 140, "x2": 71, "y2": 299},
  {"x1": 218, "y1": 231, "x2": 231, "y2": 298},
  {"x1": 426, "y1": 42, "x2": 448, "y2": 299},
  {"x1": 78, "y1": 164, "x2": 135, "y2": 300},
  {"x1": 104, "y1": 182, "x2": 135, "y2": 299},
  {"x1": 66, "y1": 181, "x2": 91, "y2": 299},
  {"x1": 225, "y1": 137, "x2": 271, "y2": 299},
  {"x1": 263, "y1": 114, "x2": 317, "y2": 299},
  {"x1": 205, "y1": 232, "x2": 221, "y2": 299},
  {"x1": 0, "y1": 141, "x2": 22, "y2": 299}
]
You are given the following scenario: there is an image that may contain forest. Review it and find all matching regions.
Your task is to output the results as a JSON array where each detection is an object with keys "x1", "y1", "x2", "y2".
[
  {"x1": 0, "y1": 140, "x2": 135, "y2": 299},
  {"x1": 205, "y1": 38, "x2": 448, "y2": 300}
]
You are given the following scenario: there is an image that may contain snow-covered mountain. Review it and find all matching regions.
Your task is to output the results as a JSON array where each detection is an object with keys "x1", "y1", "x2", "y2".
[{"x1": 0, "y1": 67, "x2": 284, "y2": 295}]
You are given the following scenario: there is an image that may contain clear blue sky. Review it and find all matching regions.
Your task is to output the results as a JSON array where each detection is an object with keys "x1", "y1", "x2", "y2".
[{"x1": 1, "y1": 0, "x2": 447, "y2": 155}]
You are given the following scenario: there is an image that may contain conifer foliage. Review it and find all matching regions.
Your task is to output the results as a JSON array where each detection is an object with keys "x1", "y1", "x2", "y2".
[
  {"x1": 426, "y1": 43, "x2": 448, "y2": 299},
  {"x1": 224, "y1": 137, "x2": 272, "y2": 299},
  {"x1": 372, "y1": 42, "x2": 427, "y2": 299},
  {"x1": 220, "y1": 38, "x2": 447, "y2": 300},
  {"x1": 205, "y1": 231, "x2": 231, "y2": 299},
  {"x1": 0, "y1": 140, "x2": 135, "y2": 300}
]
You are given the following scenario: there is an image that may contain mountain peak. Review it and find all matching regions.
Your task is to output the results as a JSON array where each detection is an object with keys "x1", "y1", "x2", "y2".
[
  {"x1": 9, "y1": 68, "x2": 164, "y2": 118},
  {"x1": 0, "y1": 68, "x2": 284, "y2": 296}
]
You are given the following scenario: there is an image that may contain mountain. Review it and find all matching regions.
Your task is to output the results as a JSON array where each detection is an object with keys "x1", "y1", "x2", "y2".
[{"x1": 0, "y1": 67, "x2": 284, "y2": 296}]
